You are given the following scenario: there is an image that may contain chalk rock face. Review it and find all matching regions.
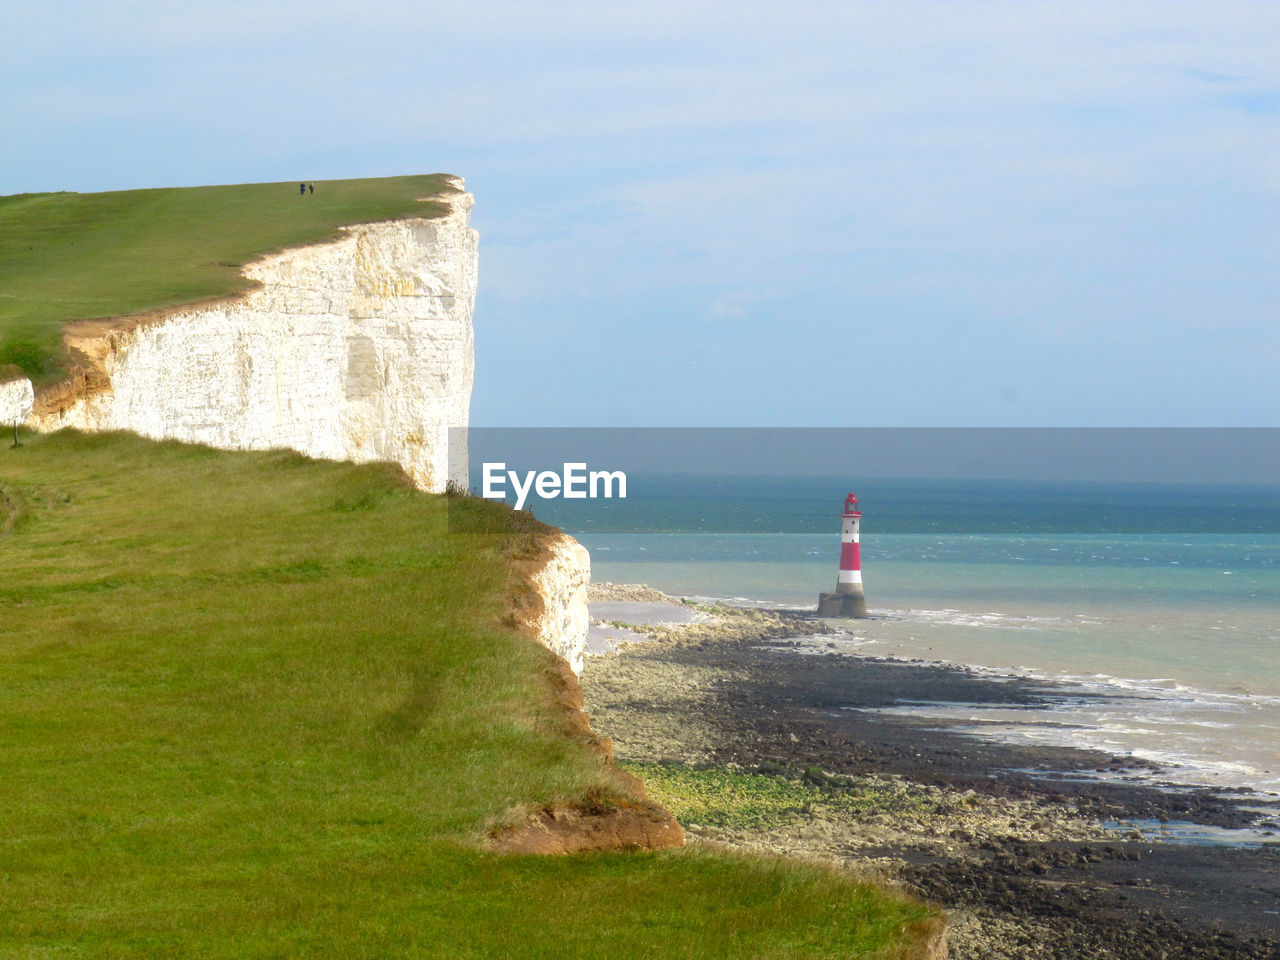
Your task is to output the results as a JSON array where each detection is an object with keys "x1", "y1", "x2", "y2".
[
  {"x1": 29, "y1": 183, "x2": 477, "y2": 492},
  {"x1": 0, "y1": 375, "x2": 34, "y2": 426},
  {"x1": 530, "y1": 533, "x2": 592, "y2": 675}
]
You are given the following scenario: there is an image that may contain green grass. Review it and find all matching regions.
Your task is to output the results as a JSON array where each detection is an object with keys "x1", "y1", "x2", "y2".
[
  {"x1": 0, "y1": 175, "x2": 456, "y2": 383},
  {"x1": 1, "y1": 430, "x2": 938, "y2": 958},
  {"x1": 625, "y1": 762, "x2": 954, "y2": 832}
]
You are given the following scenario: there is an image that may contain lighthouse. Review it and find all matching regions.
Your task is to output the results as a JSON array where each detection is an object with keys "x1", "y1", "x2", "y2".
[{"x1": 817, "y1": 492, "x2": 868, "y2": 618}]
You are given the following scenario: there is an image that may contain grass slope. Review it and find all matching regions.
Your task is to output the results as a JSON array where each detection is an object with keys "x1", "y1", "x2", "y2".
[
  {"x1": 1, "y1": 430, "x2": 938, "y2": 959},
  {"x1": 0, "y1": 175, "x2": 456, "y2": 383}
]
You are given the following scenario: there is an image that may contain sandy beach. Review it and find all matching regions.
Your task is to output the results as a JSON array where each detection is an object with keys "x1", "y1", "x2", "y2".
[{"x1": 581, "y1": 585, "x2": 1280, "y2": 960}]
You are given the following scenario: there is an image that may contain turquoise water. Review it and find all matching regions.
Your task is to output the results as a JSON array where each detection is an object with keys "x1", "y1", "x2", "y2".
[
  {"x1": 567, "y1": 486, "x2": 1280, "y2": 798},
  {"x1": 519, "y1": 474, "x2": 1280, "y2": 535}
]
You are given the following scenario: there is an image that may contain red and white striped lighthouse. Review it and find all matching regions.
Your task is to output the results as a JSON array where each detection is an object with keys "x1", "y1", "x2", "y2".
[{"x1": 817, "y1": 492, "x2": 869, "y2": 618}]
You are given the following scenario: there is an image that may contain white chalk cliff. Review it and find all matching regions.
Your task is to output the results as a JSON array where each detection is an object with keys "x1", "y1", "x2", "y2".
[
  {"x1": 28, "y1": 181, "x2": 477, "y2": 492},
  {"x1": 17, "y1": 177, "x2": 593, "y2": 674},
  {"x1": 530, "y1": 534, "x2": 592, "y2": 675},
  {"x1": 0, "y1": 373, "x2": 34, "y2": 427}
]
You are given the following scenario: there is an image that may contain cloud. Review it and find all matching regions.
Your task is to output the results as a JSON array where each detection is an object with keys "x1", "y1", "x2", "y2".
[
  {"x1": 1182, "y1": 67, "x2": 1245, "y2": 84},
  {"x1": 6, "y1": 1, "x2": 1280, "y2": 424}
]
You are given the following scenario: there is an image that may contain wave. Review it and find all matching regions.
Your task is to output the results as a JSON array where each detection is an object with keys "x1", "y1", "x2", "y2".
[
  {"x1": 1009, "y1": 667, "x2": 1280, "y2": 709},
  {"x1": 875, "y1": 606, "x2": 1110, "y2": 629},
  {"x1": 782, "y1": 637, "x2": 1280, "y2": 798}
]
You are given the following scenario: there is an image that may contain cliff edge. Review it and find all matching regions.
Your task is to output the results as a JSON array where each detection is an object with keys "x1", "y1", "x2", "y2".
[
  {"x1": 24, "y1": 180, "x2": 477, "y2": 493},
  {"x1": 503, "y1": 527, "x2": 684, "y2": 854}
]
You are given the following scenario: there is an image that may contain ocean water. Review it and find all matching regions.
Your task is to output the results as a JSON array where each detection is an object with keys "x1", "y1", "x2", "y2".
[{"x1": 554, "y1": 478, "x2": 1280, "y2": 800}]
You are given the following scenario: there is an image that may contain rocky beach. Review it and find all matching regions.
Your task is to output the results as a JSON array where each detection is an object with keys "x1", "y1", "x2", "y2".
[{"x1": 581, "y1": 585, "x2": 1280, "y2": 960}]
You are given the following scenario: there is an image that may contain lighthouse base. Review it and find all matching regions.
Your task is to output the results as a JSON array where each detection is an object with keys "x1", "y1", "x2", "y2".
[{"x1": 817, "y1": 592, "x2": 868, "y2": 618}]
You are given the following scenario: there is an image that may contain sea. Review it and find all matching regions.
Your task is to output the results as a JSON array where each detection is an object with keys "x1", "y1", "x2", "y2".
[{"x1": 526, "y1": 475, "x2": 1280, "y2": 804}]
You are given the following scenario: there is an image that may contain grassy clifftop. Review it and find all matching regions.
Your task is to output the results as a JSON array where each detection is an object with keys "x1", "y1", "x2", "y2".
[
  {"x1": 0, "y1": 430, "x2": 938, "y2": 957},
  {"x1": 0, "y1": 175, "x2": 457, "y2": 383}
]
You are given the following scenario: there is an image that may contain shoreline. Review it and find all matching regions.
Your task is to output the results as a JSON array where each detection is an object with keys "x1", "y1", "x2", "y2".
[
  {"x1": 594, "y1": 583, "x2": 1280, "y2": 803},
  {"x1": 581, "y1": 585, "x2": 1280, "y2": 960}
]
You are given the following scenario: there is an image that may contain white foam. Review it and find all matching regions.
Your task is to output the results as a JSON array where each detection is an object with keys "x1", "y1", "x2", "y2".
[
  {"x1": 788, "y1": 634, "x2": 1280, "y2": 797},
  {"x1": 874, "y1": 606, "x2": 1108, "y2": 629},
  {"x1": 685, "y1": 593, "x2": 797, "y2": 610},
  {"x1": 862, "y1": 692, "x2": 1280, "y2": 795}
]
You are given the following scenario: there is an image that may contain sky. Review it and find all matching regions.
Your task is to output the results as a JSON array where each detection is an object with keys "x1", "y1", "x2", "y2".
[{"x1": 5, "y1": 1, "x2": 1279, "y2": 428}]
